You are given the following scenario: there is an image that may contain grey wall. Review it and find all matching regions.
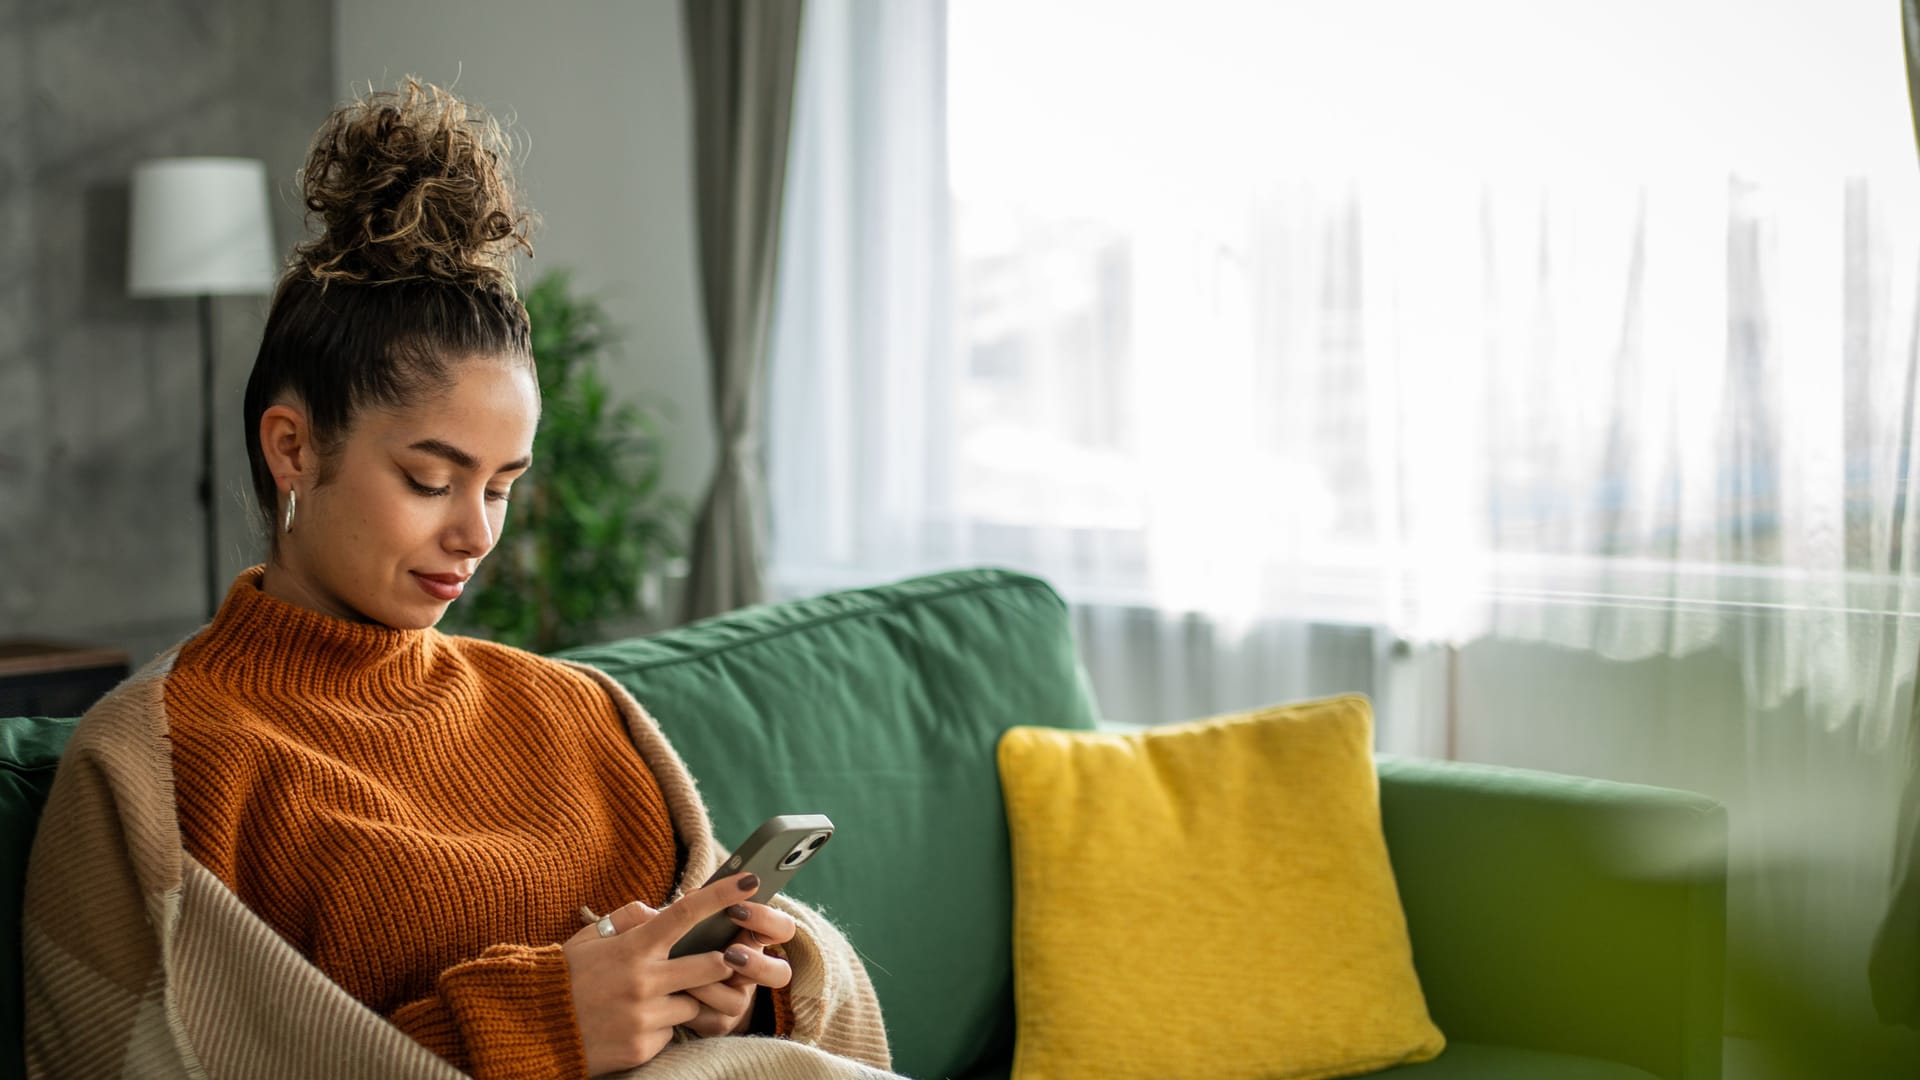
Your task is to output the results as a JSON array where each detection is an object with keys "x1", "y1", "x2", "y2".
[
  {"x1": 334, "y1": 0, "x2": 713, "y2": 634},
  {"x1": 0, "y1": 0, "x2": 712, "y2": 663},
  {"x1": 0, "y1": 0, "x2": 335, "y2": 662}
]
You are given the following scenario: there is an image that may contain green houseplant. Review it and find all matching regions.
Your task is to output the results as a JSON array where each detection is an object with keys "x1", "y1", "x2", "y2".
[{"x1": 444, "y1": 269, "x2": 686, "y2": 652}]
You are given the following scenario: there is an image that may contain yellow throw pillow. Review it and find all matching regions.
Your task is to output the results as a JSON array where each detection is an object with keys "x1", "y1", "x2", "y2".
[{"x1": 996, "y1": 694, "x2": 1444, "y2": 1080}]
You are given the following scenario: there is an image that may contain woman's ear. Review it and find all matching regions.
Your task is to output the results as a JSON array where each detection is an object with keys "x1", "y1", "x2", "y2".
[{"x1": 258, "y1": 403, "x2": 314, "y2": 490}]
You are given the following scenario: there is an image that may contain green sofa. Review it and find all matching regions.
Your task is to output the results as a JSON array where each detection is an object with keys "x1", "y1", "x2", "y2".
[{"x1": 2, "y1": 568, "x2": 1725, "y2": 1079}]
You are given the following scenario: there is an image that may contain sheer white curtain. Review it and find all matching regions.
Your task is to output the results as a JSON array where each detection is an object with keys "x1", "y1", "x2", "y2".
[
  {"x1": 766, "y1": 0, "x2": 951, "y2": 591},
  {"x1": 769, "y1": 0, "x2": 1920, "y2": 741},
  {"x1": 768, "y1": 0, "x2": 1373, "y2": 733}
]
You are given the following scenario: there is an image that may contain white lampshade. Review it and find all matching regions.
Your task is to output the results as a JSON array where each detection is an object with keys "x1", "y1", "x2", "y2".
[{"x1": 127, "y1": 157, "x2": 277, "y2": 297}]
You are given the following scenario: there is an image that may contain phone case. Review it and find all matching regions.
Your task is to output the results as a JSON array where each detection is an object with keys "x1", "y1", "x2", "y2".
[{"x1": 667, "y1": 813, "x2": 835, "y2": 958}]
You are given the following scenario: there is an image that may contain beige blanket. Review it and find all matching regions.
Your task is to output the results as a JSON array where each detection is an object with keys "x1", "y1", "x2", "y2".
[{"x1": 22, "y1": 647, "x2": 898, "y2": 1079}]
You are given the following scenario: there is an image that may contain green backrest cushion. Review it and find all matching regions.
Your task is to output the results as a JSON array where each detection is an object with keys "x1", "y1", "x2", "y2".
[
  {"x1": 1, "y1": 715, "x2": 81, "y2": 1080},
  {"x1": 556, "y1": 568, "x2": 1100, "y2": 1080}
]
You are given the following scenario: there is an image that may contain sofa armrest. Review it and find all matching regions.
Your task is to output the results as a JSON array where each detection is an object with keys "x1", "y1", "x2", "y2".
[{"x1": 1377, "y1": 754, "x2": 1725, "y2": 1080}]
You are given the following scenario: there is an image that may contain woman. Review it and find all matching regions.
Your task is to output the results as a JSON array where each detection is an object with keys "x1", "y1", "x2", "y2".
[{"x1": 22, "y1": 78, "x2": 892, "y2": 1080}]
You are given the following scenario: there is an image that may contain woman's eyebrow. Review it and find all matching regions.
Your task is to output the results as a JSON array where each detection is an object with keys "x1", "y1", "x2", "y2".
[{"x1": 406, "y1": 438, "x2": 532, "y2": 473}]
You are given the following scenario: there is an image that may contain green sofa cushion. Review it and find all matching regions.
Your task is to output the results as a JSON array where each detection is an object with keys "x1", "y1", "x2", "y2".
[
  {"x1": 0, "y1": 716, "x2": 80, "y2": 1076},
  {"x1": 556, "y1": 568, "x2": 1100, "y2": 1080}
]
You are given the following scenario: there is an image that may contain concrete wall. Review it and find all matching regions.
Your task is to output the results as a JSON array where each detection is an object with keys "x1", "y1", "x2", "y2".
[
  {"x1": 0, "y1": 0, "x2": 710, "y2": 662},
  {"x1": 334, "y1": 0, "x2": 712, "y2": 633},
  {"x1": 0, "y1": 0, "x2": 335, "y2": 661}
]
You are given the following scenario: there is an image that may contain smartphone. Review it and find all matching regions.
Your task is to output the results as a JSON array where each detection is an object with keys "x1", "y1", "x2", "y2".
[{"x1": 668, "y1": 813, "x2": 835, "y2": 958}]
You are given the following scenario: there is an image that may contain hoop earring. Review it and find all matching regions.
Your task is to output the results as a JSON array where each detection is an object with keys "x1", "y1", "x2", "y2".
[{"x1": 283, "y1": 489, "x2": 298, "y2": 534}]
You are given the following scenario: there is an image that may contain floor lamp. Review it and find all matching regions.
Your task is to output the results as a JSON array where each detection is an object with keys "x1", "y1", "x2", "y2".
[{"x1": 127, "y1": 158, "x2": 276, "y2": 621}]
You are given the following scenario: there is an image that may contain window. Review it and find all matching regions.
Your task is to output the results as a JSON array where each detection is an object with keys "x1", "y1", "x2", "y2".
[{"x1": 769, "y1": 0, "x2": 1920, "y2": 723}]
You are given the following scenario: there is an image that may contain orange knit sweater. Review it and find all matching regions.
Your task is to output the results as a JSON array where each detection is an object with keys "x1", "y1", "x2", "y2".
[{"x1": 164, "y1": 566, "x2": 790, "y2": 1078}]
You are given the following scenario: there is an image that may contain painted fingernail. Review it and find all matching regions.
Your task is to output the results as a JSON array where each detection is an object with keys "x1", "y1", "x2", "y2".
[
  {"x1": 725, "y1": 945, "x2": 751, "y2": 966},
  {"x1": 738, "y1": 874, "x2": 759, "y2": 893},
  {"x1": 727, "y1": 904, "x2": 751, "y2": 921}
]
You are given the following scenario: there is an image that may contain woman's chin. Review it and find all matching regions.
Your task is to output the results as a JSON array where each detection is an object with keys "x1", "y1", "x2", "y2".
[
  {"x1": 402, "y1": 610, "x2": 448, "y2": 632},
  {"x1": 379, "y1": 596, "x2": 448, "y2": 632}
]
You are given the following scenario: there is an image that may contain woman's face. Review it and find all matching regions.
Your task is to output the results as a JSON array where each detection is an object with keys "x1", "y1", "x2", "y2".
[{"x1": 264, "y1": 358, "x2": 539, "y2": 630}]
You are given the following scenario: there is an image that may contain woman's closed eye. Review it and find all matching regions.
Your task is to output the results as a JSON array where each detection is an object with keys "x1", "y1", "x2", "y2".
[{"x1": 405, "y1": 475, "x2": 512, "y2": 502}]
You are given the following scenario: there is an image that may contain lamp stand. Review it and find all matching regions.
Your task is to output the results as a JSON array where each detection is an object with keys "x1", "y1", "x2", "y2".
[{"x1": 197, "y1": 293, "x2": 218, "y2": 621}]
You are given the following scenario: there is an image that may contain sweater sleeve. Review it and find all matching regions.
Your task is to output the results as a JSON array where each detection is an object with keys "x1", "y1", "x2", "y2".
[
  {"x1": 764, "y1": 895, "x2": 893, "y2": 1072},
  {"x1": 386, "y1": 943, "x2": 587, "y2": 1078},
  {"x1": 771, "y1": 981, "x2": 797, "y2": 1038}
]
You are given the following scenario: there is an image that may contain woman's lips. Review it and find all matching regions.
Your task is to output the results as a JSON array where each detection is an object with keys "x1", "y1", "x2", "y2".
[{"x1": 411, "y1": 572, "x2": 466, "y2": 601}]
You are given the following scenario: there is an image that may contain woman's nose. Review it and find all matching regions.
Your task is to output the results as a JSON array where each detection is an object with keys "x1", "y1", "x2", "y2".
[{"x1": 447, "y1": 491, "x2": 497, "y2": 558}]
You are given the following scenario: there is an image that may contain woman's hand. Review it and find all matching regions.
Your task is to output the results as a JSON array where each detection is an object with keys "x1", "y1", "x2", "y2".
[
  {"x1": 579, "y1": 894, "x2": 798, "y2": 1040},
  {"x1": 562, "y1": 872, "x2": 763, "y2": 1077},
  {"x1": 681, "y1": 899, "x2": 797, "y2": 1037}
]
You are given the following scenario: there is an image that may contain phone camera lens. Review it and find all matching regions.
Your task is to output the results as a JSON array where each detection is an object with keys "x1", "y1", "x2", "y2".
[{"x1": 807, "y1": 834, "x2": 828, "y2": 850}]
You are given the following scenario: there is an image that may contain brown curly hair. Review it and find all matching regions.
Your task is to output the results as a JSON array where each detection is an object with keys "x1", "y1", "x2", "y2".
[
  {"x1": 292, "y1": 76, "x2": 537, "y2": 293},
  {"x1": 243, "y1": 75, "x2": 542, "y2": 551}
]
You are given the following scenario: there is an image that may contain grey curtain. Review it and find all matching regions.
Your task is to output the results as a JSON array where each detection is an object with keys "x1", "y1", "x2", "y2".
[
  {"x1": 679, "y1": 0, "x2": 806, "y2": 622},
  {"x1": 1870, "y1": 0, "x2": 1920, "y2": 1027}
]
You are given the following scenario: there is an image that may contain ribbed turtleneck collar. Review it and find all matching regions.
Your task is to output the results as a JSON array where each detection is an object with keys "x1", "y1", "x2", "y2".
[{"x1": 178, "y1": 564, "x2": 445, "y2": 701}]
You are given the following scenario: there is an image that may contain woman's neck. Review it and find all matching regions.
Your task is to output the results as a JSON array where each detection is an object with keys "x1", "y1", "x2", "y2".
[{"x1": 258, "y1": 558, "x2": 377, "y2": 626}]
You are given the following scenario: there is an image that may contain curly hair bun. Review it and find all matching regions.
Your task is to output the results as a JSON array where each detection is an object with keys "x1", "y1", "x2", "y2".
[{"x1": 292, "y1": 75, "x2": 536, "y2": 294}]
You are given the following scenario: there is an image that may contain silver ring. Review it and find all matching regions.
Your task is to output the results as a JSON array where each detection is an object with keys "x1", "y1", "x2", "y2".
[{"x1": 596, "y1": 914, "x2": 617, "y2": 938}]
